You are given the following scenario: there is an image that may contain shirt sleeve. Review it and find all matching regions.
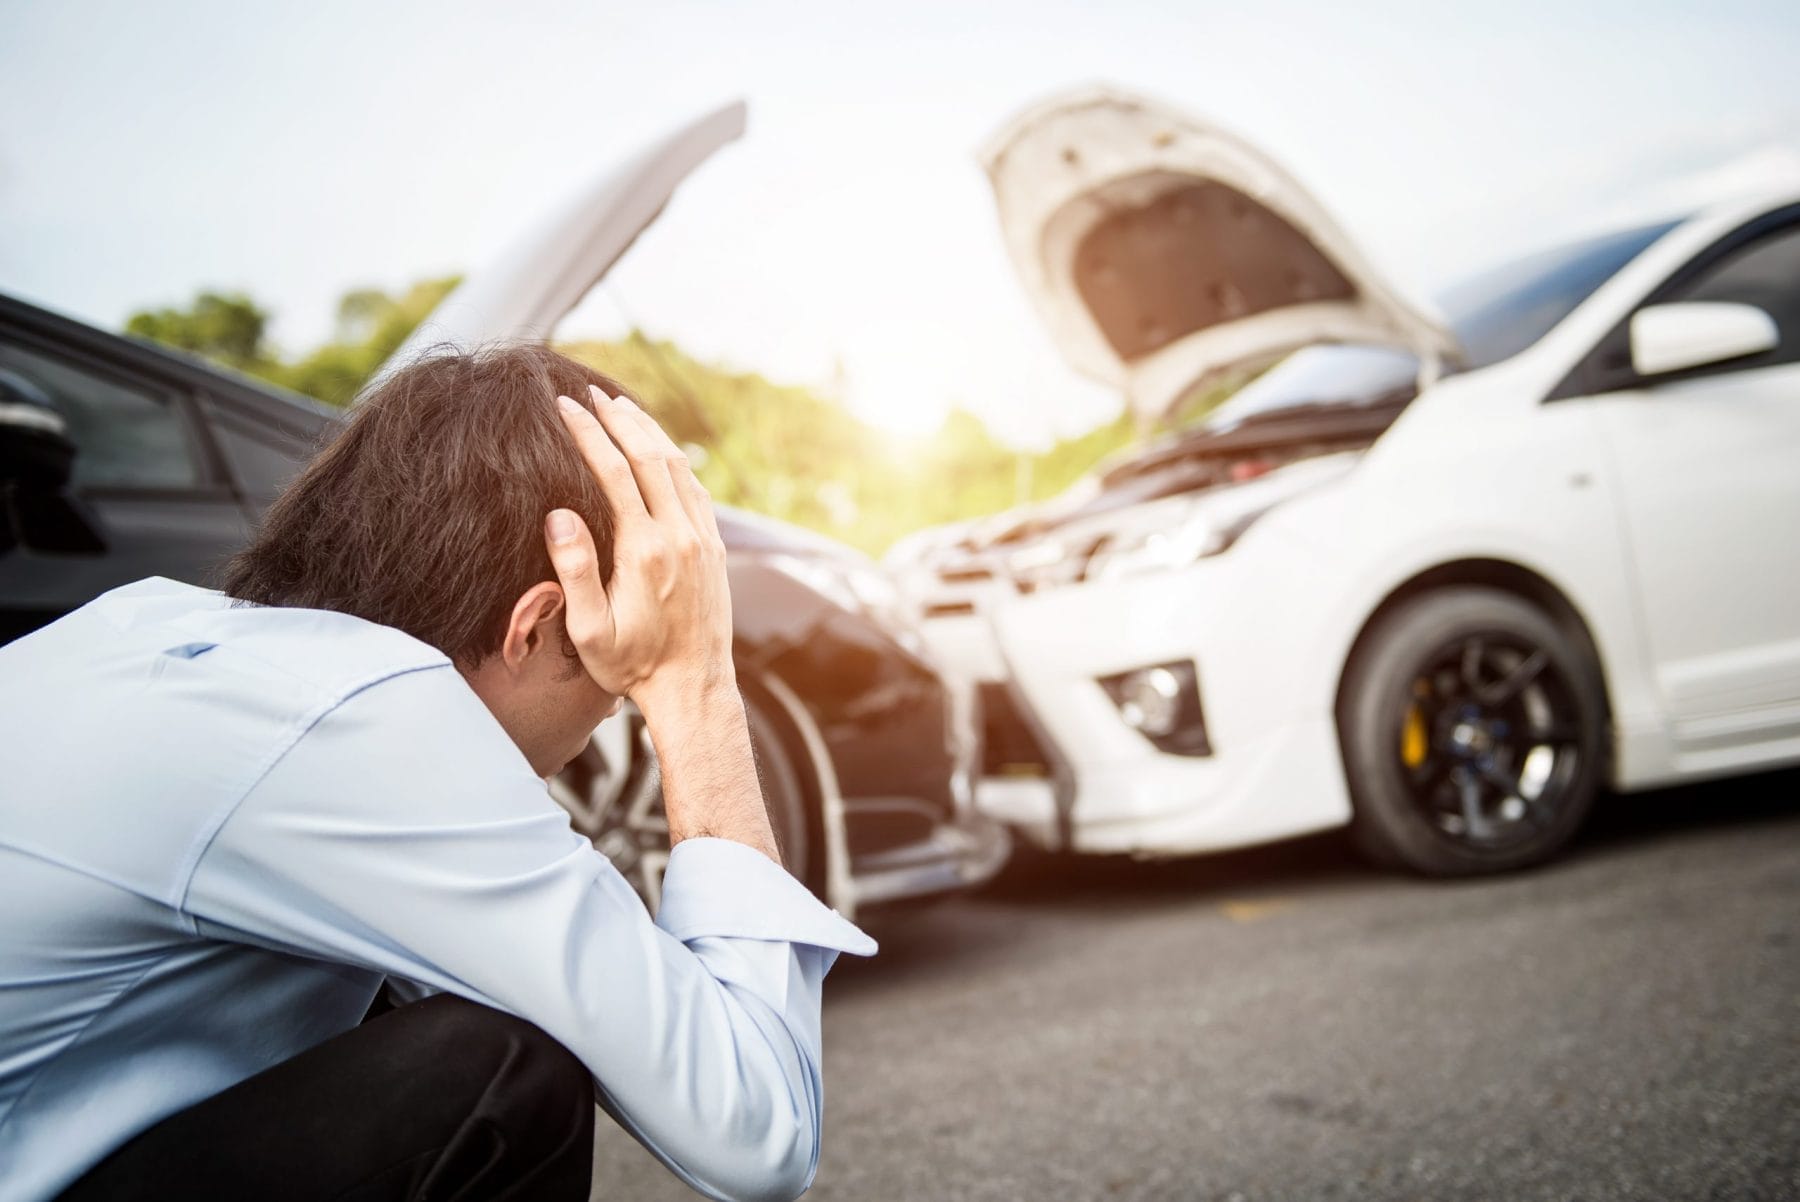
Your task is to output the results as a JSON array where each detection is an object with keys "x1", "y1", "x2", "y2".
[{"x1": 183, "y1": 665, "x2": 875, "y2": 1202}]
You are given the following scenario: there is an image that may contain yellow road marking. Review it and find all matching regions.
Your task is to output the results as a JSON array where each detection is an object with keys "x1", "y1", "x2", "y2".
[{"x1": 1220, "y1": 898, "x2": 1298, "y2": 923}]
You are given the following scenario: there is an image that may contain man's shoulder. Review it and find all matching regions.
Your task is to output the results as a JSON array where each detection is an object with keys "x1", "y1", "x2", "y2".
[
  {"x1": 34, "y1": 577, "x2": 453, "y2": 701},
  {"x1": 0, "y1": 579, "x2": 471, "y2": 906}
]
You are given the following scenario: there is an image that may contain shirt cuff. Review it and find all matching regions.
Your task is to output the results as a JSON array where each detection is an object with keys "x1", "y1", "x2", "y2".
[{"x1": 655, "y1": 837, "x2": 877, "y2": 956}]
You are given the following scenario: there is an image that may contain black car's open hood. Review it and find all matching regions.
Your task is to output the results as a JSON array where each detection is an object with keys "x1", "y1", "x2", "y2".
[{"x1": 373, "y1": 101, "x2": 746, "y2": 389}]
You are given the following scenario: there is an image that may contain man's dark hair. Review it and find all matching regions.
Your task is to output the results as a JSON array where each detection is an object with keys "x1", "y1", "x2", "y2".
[{"x1": 225, "y1": 343, "x2": 621, "y2": 667}]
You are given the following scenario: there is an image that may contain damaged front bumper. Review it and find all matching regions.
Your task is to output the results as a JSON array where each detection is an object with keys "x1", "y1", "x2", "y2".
[{"x1": 847, "y1": 806, "x2": 1013, "y2": 906}]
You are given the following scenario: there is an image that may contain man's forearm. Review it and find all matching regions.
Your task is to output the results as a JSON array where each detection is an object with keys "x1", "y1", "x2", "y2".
[{"x1": 637, "y1": 677, "x2": 782, "y2": 864}]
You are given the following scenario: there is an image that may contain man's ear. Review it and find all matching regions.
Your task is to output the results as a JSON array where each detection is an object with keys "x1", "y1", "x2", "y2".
[{"x1": 499, "y1": 582, "x2": 567, "y2": 673}]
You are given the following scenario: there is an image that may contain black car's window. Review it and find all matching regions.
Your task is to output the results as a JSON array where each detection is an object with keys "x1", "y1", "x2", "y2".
[
  {"x1": 1657, "y1": 222, "x2": 1800, "y2": 373},
  {"x1": 207, "y1": 418, "x2": 309, "y2": 500},
  {"x1": 0, "y1": 339, "x2": 201, "y2": 490}
]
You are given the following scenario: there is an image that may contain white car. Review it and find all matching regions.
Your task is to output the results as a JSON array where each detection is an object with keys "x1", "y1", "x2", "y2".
[{"x1": 891, "y1": 86, "x2": 1800, "y2": 875}]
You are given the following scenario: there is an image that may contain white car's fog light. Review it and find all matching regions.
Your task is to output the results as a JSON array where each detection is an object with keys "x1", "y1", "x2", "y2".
[
  {"x1": 1116, "y1": 667, "x2": 1182, "y2": 736},
  {"x1": 1098, "y1": 661, "x2": 1212, "y2": 756}
]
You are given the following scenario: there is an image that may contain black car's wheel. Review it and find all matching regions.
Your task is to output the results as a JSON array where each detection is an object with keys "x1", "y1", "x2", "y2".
[
  {"x1": 1339, "y1": 587, "x2": 1605, "y2": 876},
  {"x1": 548, "y1": 691, "x2": 811, "y2": 909}
]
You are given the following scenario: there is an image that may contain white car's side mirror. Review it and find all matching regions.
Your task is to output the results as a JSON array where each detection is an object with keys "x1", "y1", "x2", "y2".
[{"x1": 1629, "y1": 301, "x2": 1779, "y2": 378}]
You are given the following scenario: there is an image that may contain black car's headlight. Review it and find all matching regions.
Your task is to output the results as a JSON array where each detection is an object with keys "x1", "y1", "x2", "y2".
[
  {"x1": 1004, "y1": 537, "x2": 1093, "y2": 590},
  {"x1": 766, "y1": 553, "x2": 929, "y2": 658}
]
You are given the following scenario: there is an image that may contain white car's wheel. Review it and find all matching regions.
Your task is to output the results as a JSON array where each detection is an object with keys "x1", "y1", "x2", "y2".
[
  {"x1": 1340, "y1": 587, "x2": 1606, "y2": 875},
  {"x1": 548, "y1": 693, "x2": 810, "y2": 909}
]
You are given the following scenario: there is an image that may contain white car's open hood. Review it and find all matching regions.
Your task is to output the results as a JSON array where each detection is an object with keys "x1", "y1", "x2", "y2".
[
  {"x1": 982, "y1": 86, "x2": 1459, "y2": 422},
  {"x1": 374, "y1": 100, "x2": 746, "y2": 387}
]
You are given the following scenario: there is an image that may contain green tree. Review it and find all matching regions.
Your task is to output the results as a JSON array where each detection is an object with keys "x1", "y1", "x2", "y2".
[
  {"x1": 279, "y1": 276, "x2": 461, "y2": 405},
  {"x1": 125, "y1": 276, "x2": 460, "y2": 406},
  {"x1": 125, "y1": 291, "x2": 275, "y2": 376}
]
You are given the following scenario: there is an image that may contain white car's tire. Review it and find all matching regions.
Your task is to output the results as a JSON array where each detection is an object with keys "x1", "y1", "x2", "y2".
[{"x1": 1340, "y1": 587, "x2": 1606, "y2": 876}]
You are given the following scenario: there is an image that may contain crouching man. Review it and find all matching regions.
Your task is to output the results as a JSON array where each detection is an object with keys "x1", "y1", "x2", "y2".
[{"x1": 0, "y1": 345, "x2": 874, "y2": 1202}]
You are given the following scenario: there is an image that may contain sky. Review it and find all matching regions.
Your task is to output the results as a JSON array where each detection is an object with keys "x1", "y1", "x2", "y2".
[{"x1": 2, "y1": 0, "x2": 1797, "y2": 448}]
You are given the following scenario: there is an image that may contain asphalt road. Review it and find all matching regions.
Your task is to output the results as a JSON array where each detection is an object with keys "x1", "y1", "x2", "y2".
[{"x1": 592, "y1": 770, "x2": 1800, "y2": 1201}]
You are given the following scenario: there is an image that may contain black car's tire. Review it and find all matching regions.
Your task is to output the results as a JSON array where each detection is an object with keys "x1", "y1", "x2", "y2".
[
  {"x1": 1340, "y1": 587, "x2": 1606, "y2": 876},
  {"x1": 549, "y1": 685, "x2": 812, "y2": 908},
  {"x1": 744, "y1": 692, "x2": 811, "y2": 881}
]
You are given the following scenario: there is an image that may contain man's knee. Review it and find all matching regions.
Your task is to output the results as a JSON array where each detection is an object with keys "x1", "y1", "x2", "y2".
[
  {"x1": 395, "y1": 995, "x2": 595, "y2": 1193},
  {"x1": 56, "y1": 994, "x2": 595, "y2": 1202}
]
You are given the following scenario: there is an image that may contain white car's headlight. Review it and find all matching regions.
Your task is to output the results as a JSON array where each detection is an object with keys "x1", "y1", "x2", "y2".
[
  {"x1": 767, "y1": 553, "x2": 929, "y2": 656},
  {"x1": 1087, "y1": 502, "x2": 1271, "y2": 581},
  {"x1": 999, "y1": 453, "x2": 1356, "y2": 587}
]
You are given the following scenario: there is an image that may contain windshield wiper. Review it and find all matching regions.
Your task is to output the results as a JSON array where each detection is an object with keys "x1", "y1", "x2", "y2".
[
  {"x1": 1211, "y1": 392, "x2": 1411, "y2": 431},
  {"x1": 1104, "y1": 395, "x2": 1410, "y2": 485}
]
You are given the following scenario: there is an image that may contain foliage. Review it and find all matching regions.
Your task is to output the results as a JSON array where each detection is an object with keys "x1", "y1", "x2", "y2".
[
  {"x1": 126, "y1": 277, "x2": 461, "y2": 406},
  {"x1": 125, "y1": 279, "x2": 1211, "y2": 557},
  {"x1": 559, "y1": 334, "x2": 1148, "y2": 556},
  {"x1": 126, "y1": 292, "x2": 276, "y2": 377},
  {"x1": 280, "y1": 277, "x2": 462, "y2": 406}
]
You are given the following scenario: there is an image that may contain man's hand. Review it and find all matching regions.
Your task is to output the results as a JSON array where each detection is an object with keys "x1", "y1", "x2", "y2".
[
  {"x1": 546, "y1": 386, "x2": 733, "y2": 708},
  {"x1": 545, "y1": 385, "x2": 778, "y2": 863}
]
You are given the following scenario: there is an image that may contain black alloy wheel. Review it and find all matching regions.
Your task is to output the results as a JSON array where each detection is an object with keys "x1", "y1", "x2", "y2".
[
  {"x1": 548, "y1": 692, "x2": 812, "y2": 909},
  {"x1": 1340, "y1": 587, "x2": 1605, "y2": 875}
]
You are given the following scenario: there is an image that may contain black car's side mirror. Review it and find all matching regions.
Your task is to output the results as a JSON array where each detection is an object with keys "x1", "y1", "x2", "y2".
[{"x1": 0, "y1": 368, "x2": 106, "y2": 554}]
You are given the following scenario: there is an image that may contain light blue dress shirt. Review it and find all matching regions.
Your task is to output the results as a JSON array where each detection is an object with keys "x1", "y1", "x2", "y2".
[{"x1": 0, "y1": 578, "x2": 875, "y2": 1202}]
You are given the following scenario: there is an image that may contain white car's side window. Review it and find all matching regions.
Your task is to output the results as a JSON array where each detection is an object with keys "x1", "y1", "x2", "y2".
[
  {"x1": 1554, "y1": 217, "x2": 1800, "y2": 400},
  {"x1": 1658, "y1": 224, "x2": 1800, "y2": 376}
]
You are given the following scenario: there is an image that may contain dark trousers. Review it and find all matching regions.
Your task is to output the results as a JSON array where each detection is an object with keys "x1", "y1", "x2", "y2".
[{"x1": 57, "y1": 994, "x2": 595, "y2": 1201}]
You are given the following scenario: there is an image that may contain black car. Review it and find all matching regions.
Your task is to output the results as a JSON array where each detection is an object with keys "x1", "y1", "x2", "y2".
[{"x1": 0, "y1": 286, "x2": 1006, "y2": 917}]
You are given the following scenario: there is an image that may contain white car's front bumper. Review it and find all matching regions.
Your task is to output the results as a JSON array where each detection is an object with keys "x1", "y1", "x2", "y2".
[{"x1": 920, "y1": 552, "x2": 1355, "y2": 857}]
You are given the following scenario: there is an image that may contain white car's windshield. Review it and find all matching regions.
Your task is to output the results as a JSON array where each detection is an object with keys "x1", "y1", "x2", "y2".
[
  {"x1": 1442, "y1": 218, "x2": 1683, "y2": 366},
  {"x1": 1206, "y1": 345, "x2": 1418, "y2": 430},
  {"x1": 1204, "y1": 217, "x2": 1684, "y2": 431}
]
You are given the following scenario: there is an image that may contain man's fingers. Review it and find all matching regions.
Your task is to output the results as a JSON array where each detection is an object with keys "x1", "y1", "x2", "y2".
[
  {"x1": 556, "y1": 395, "x2": 648, "y2": 526},
  {"x1": 678, "y1": 467, "x2": 723, "y2": 545},
  {"x1": 608, "y1": 385, "x2": 687, "y2": 460},
  {"x1": 544, "y1": 508, "x2": 611, "y2": 641},
  {"x1": 605, "y1": 388, "x2": 722, "y2": 543},
  {"x1": 586, "y1": 385, "x2": 685, "y2": 522}
]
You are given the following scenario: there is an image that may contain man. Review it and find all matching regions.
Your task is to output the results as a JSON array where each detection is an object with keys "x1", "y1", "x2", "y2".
[{"x1": 0, "y1": 344, "x2": 874, "y2": 1201}]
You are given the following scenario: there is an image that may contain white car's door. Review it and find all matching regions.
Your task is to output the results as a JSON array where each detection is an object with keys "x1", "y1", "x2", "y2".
[{"x1": 1575, "y1": 216, "x2": 1800, "y2": 769}]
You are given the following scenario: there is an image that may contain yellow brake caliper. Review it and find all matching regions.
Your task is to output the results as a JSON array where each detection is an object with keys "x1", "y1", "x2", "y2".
[{"x1": 1401, "y1": 681, "x2": 1429, "y2": 769}]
